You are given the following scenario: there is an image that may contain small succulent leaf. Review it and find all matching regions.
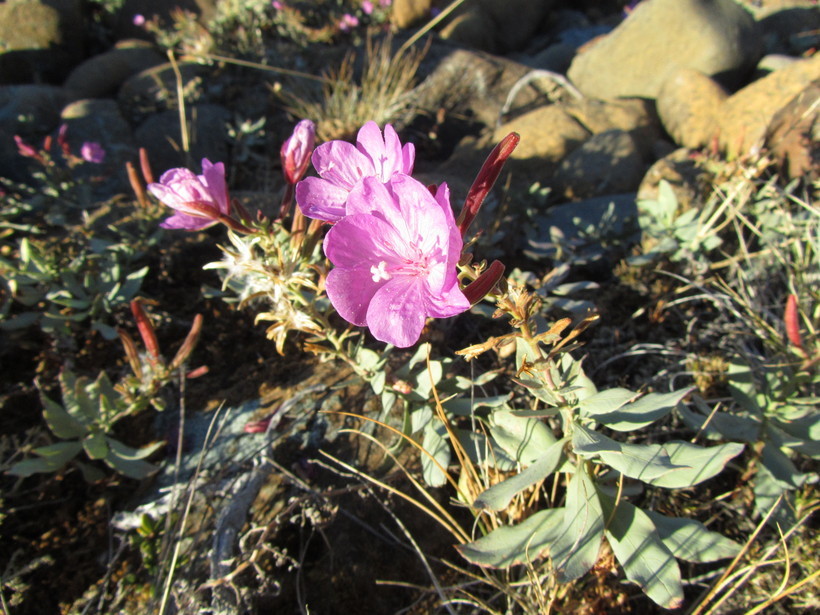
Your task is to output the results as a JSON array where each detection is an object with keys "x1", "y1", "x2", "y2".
[
  {"x1": 75, "y1": 460, "x2": 106, "y2": 482},
  {"x1": 603, "y1": 499, "x2": 684, "y2": 609},
  {"x1": 727, "y1": 362, "x2": 764, "y2": 415},
  {"x1": 456, "y1": 429, "x2": 517, "y2": 471},
  {"x1": 583, "y1": 388, "x2": 694, "y2": 432},
  {"x1": 0, "y1": 311, "x2": 42, "y2": 330},
  {"x1": 760, "y1": 440, "x2": 808, "y2": 489},
  {"x1": 767, "y1": 421, "x2": 820, "y2": 459},
  {"x1": 678, "y1": 401, "x2": 761, "y2": 442},
  {"x1": 395, "y1": 342, "x2": 432, "y2": 378},
  {"x1": 643, "y1": 441, "x2": 744, "y2": 489},
  {"x1": 370, "y1": 368, "x2": 386, "y2": 395},
  {"x1": 456, "y1": 508, "x2": 564, "y2": 568},
  {"x1": 474, "y1": 437, "x2": 567, "y2": 511},
  {"x1": 106, "y1": 437, "x2": 164, "y2": 461},
  {"x1": 40, "y1": 392, "x2": 87, "y2": 439},
  {"x1": 644, "y1": 510, "x2": 742, "y2": 563},
  {"x1": 103, "y1": 452, "x2": 158, "y2": 479},
  {"x1": 83, "y1": 431, "x2": 109, "y2": 460},
  {"x1": 444, "y1": 393, "x2": 512, "y2": 417},
  {"x1": 355, "y1": 347, "x2": 385, "y2": 373},
  {"x1": 753, "y1": 462, "x2": 798, "y2": 530},
  {"x1": 551, "y1": 467, "x2": 605, "y2": 582},
  {"x1": 489, "y1": 410, "x2": 557, "y2": 465},
  {"x1": 577, "y1": 388, "x2": 636, "y2": 418},
  {"x1": 573, "y1": 424, "x2": 686, "y2": 481},
  {"x1": 411, "y1": 360, "x2": 442, "y2": 400},
  {"x1": 58, "y1": 370, "x2": 83, "y2": 423},
  {"x1": 410, "y1": 405, "x2": 433, "y2": 433},
  {"x1": 9, "y1": 441, "x2": 83, "y2": 476},
  {"x1": 421, "y1": 421, "x2": 449, "y2": 487},
  {"x1": 91, "y1": 321, "x2": 119, "y2": 340}
]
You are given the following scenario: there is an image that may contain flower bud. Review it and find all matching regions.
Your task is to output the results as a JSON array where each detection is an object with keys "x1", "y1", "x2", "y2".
[
  {"x1": 457, "y1": 132, "x2": 519, "y2": 238},
  {"x1": 462, "y1": 260, "x2": 506, "y2": 305},
  {"x1": 281, "y1": 119, "x2": 315, "y2": 186}
]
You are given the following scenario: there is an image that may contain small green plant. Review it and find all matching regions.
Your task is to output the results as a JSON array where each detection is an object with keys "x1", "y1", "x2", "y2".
[{"x1": 8, "y1": 369, "x2": 163, "y2": 481}]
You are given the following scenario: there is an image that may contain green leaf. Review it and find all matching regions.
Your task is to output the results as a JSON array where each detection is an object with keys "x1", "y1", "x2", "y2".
[
  {"x1": 604, "y1": 500, "x2": 684, "y2": 609},
  {"x1": 643, "y1": 441, "x2": 744, "y2": 489},
  {"x1": 581, "y1": 388, "x2": 694, "y2": 432},
  {"x1": 40, "y1": 392, "x2": 87, "y2": 439},
  {"x1": 577, "y1": 388, "x2": 635, "y2": 417},
  {"x1": 103, "y1": 453, "x2": 158, "y2": 479},
  {"x1": 421, "y1": 421, "x2": 449, "y2": 487},
  {"x1": 455, "y1": 429, "x2": 517, "y2": 472},
  {"x1": 573, "y1": 424, "x2": 686, "y2": 482},
  {"x1": 106, "y1": 438, "x2": 164, "y2": 461},
  {"x1": 727, "y1": 362, "x2": 764, "y2": 415},
  {"x1": 678, "y1": 401, "x2": 761, "y2": 442},
  {"x1": 489, "y1": 410, "x2": 557, "y2": 464},
  {"x1": 754, "y1": 462, "x2": 797, "y2": 530},
  {"x1": 475, "y1": 438, "x2": 567, "y2": 511},
  {"x1": 551, "y1": 467, "x2": 605, "y2": 582},
  {"x1": 645, "y1": 510, "x2": 742, "y2": 563},
  {"x1": 8, "y1": 441, "x2": 83, "y2": 476},
  {"x1": 83, "y1": 431, "x2": 109, "y2": 460},
  {"x1": 456, "y1": 508, "x2": 564, "y2": 568},
  {"x1": 760, "y1": 440, "x2": 807, "y2": 489}
]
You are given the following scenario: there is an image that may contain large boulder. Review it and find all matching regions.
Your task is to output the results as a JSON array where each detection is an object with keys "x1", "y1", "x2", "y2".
[
  {"x1": 567, "y1": 0, "x2": 761, "y2": 100},
  {"x1": 64, "y1": 40, "x2": 165, "y2": 101}
]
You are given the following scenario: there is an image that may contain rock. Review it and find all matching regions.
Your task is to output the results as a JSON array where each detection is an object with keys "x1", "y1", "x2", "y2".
[
  {"x1": 493, "y1": 105, "x2": 591, "y2": 181},
  {"x1": 118, "y1": 61, "x2": 211, "y2": 123},
  {"x1": 391, "y1": 0, "x2": 436, "y2": 29},
  {"x1": 60, "y1": 99, "x2": 136, "y2": 193},
  {"x1": 552, "y1": 129, "x2": 646, "y2": 200},
  {"x1": 413, "y1": 48, "x2": 537, "y2": 129},
  {"x1": 719, "y1": 52, "x2": 820, "y2": 158},
  {"x1": 528, "y1": 43, "x2": 577, "y2": 74},
  {"x1": 567, "y1": 0, "x2": 761, "y2": 100},
  {"x1": 756, "y1": 2, "x2": 820, "y2": 55},
  {"x1": 657, "y1": 68, "x2": 728, "y2": 149},
  {"x1": 134, "y1": 104, "x2": 231, "y2": 174},
  {"x1": 562, "y1": 97, "x2": 659, "y2": 155},
  {"x1": 441, "y1": 0, "x2": 554, "y2": 53},
  {"x1": 637, "y1": 147, "x2": 712, "y2": 211},
  {"x1": 64, "y1": 40, "x2": 165, "y2": 101},
  {"x1": 765, "y1": 79, "x2": 819, "y2": 180},
  {"x1": 0, "y1": 0, "x2": 81, "y2": 84}
]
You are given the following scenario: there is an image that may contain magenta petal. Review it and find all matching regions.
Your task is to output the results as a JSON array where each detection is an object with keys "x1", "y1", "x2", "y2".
[
  {"x1": 160, "y1": 212, "x2": 215, "y2": 230},
  {"x1": 325, "y1": 267, "x2": 380, "y2": 326},
  {"x1": 401, "y1": 142, "x2": 415, "y2": 174},
  {"x1": 357, "y1": 121, "x2": 401, "y2": 180},
  {"x1": 324, "y1": 213, "x2": 404, "y2": 268},
  {"x1": 426, "y1": 282, "x2": 471, "y2": 319},
  {"x1": 312, "y1": 141, "x2": 373, "y2": 189},
  {"x1": 199, "y1": 159, "x2": 229, "y2": 214},
  {"x1": 296, "y1": 176, "x2": 349, "y2": 221},
  {"x1": 367, "y1": 278, "x2": 428, "y2": 347}
]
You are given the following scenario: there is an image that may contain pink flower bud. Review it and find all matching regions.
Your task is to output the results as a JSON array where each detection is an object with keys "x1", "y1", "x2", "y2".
[
  {"x1": 456, "y1": 132, "x2": 519, "y2": 238},
  {"x1": 281, "y1": 119, "x2": 315, "y2": 185},
  {"x1": 80, "y1": 141, "x2": 106, "y2": 164},
  {"x1": 462, "y1": 260, "x2": 506, "y2": 305},
  {"x1": 14, "y1": 135, "x2": 39, "y2": 159}
]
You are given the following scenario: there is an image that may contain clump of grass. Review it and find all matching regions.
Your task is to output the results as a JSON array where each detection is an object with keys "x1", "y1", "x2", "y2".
[{"x1": 280, "y1": 36, "x2": 426, "y2": 142}]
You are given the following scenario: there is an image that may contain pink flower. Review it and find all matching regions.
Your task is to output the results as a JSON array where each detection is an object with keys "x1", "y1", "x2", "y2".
[
  {"x1": 148, "y1": 159, "x2": 230, "y2": 230},
  {"x1": 296, "y1": 121, "x2": 415, "y2": 222},
  {"x1": 379, "y1": 0, "x2": 391, "y2": 6},
  {"x1": 323, "y1": 175, "x2": 470, "y2": 347},
  {"x1": 281, "y1": 119, "x2": 315, "y2": 185},
  {"x1": 14, "y1": 135, "x2": 39, "y2": 160},
  {"x1": 272, "y1": 1, "x2": 283, "y2": 9},
  {"x1": 362, "y1": 1, "x2": 374, "y2": 14},
  {"x1": 80, "y1": 141, "x2": 106, "y2": 163},
  {"x1": 339, "y1": 13, "x2": 359, "y2": 31},
  {"x1": 132, "y1": 13, "x2": 146, "y2": 26}
]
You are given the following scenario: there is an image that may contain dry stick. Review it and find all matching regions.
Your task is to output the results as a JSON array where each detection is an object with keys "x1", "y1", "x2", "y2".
[
  {"x1": 397, "y1": 0, "x2": 470, "y2": 56},
  {"x1": 167, "y1": 51, "x2": 190, "y2": 158},
  {"x1": 746, "y1": 569, "x2": 820, "y2": 615},
  {"x1": 184, "y1": 52, "x2": 327, "y2": 83}
]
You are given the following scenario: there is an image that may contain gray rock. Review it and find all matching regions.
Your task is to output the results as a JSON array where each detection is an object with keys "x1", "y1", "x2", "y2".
[
  {"x1": 0, "y1": 0, "x2": 82, "y2": 84},
  {"x1": 552, "y1": 129, "x2": 646, "y2": 200},
  {"x1": 0, "y1": 84, "x2": 66, "y2": 180},
  {"x1": 567, "y1": 0, "x2": 761, "y2": 100},
  {"x1": 493, "y1": 104, "x2": 591, "y2": 181},
  {"x1": 656, "y1": 68, "x2": 728, "y2": 149},
  {"x1": 440, "y1": 0, "x2": 554, "y2": 53},
  {"x1": 765, "y1": 78, "x2": 819, "y2": 180},
  {"x1": 756, "y1": 2, "x2": 820, "y2": 55},
  {"x1": 118, "y1": 61, "x2": 210, "y2": 124},
  {"x1": 60, "y1": 99, "x2": 136, "y2": 193},
  {"x1": 637, "y1": 147, "x2": 712, "y2": 212},
  {"x1": 719, "y1": 51, "x2": 820, "y2": 158},
  {"x1": 134, "y1": 104, "x2": 231, "y2": 175},
  {"x1": 64, "y1": 40, "x2": 165, "y2": 101}
]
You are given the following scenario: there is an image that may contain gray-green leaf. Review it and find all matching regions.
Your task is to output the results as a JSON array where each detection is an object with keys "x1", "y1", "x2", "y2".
[
  {"x1": 643, "y1": 441, "x2": 744, "y2": 489},
  {"x1": 551, "y1": 468, "x2": 604, "y2": 582},
  {"x1": 645, "y1": 510, "x2": 742, "y2": 563}
]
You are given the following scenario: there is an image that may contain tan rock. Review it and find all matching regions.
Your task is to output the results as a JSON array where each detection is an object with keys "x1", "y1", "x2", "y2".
[
  {"x1": 719, "y1": 53, "x2": 820, "y2": 158},
  {"x1": 563, "y1": 97, "x2": 659, "y2": 155},
  {"x1": 390, "y1": 0, "x2": 435, "y2": 29},
  {"x1": 494, "y1": 105, "x2": 590, "y2": 164},
  {"x1": 638, "y1": 148, "x2": 712, "y2": 211},
  {"x1": 656, "y1": 68, "x2": 729, "y2": 149},
  {"x1": 765, "y1": 79, "x2": 820, "y2": 180}
]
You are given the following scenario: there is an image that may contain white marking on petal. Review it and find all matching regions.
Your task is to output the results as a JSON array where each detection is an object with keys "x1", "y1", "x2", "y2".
[{"x1": 370, "y1": 261, "x2": 391, "y2": 282}]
